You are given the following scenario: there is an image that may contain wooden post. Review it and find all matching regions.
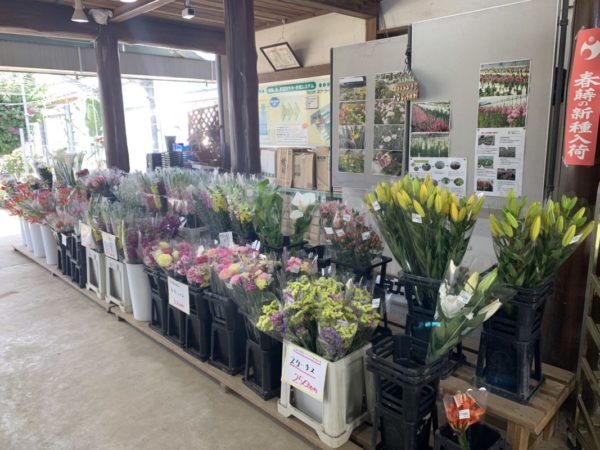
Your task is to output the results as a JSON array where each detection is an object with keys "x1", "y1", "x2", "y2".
[
  {"x1": 95, "y1": 28, "x2": 130, "y2": 172},
  {"x1": 544, "y1": 0, "x2": 600, "y2": 370},
  {"x1": 223, "y1": 0, "x2": 261, "y2": 174}
]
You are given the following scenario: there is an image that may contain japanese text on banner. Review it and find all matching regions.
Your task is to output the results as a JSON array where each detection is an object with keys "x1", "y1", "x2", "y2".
[{"x1": 564, "y1": 28, "x2": 600, "y2": 166}]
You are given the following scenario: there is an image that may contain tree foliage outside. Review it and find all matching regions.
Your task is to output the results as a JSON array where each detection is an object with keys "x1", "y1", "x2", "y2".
[{"x1": 0, "y1": 73, "x2": 45, "y2": 155}]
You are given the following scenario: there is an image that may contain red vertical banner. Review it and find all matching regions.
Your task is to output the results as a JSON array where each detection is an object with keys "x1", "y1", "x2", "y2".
[{"x1": 564, "y1": 28, "x2": 600, "y2": 166}]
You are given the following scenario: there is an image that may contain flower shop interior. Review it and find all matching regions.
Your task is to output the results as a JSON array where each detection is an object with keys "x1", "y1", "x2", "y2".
[{"x1": 2, "y1": 0, "x2": 600, "y2": 449}]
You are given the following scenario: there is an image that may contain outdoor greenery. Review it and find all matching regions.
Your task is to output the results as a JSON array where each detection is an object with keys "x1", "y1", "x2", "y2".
[{"x1": 0, "y1": 74, "x2": 45, "y2": 155}]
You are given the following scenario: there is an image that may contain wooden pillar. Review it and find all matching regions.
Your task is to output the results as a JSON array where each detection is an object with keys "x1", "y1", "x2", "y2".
[
  {"x1": 543, "y1": 0, "x2": 600, "y2": 370},
  {"x1": 223, "y1": 0, "x2": 261, "y2": 174},
  {"x1": 95, "y1": 28, "x2": 130, "y2": 172}
]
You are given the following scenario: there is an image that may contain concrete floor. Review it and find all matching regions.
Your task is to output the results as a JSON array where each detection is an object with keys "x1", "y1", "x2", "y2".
[
  {"x1": 0, "y1": 211, "x2": 312, "y2": 450},
  {"x1": 0, "y1": 210, "x2": 572, "y2": 450}
]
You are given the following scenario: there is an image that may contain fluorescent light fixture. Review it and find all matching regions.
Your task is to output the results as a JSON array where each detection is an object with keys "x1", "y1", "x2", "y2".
[
  {"x1": 120, "y1": 0, "x2": 138, "y2": 3},
  {"x1": 71, "y1": 0, "x2": 89, "y2": 23}
]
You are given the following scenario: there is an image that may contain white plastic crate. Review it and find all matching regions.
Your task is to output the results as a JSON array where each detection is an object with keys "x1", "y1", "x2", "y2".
[
  {"x1": 104, "y1": 257, "x2": 132, "y2": 313},
  {"x1": 86, "y1": 248, "x2": 106, "y2": 299},
  {"x1": 278, "y1": 342, "x2": 375, "y2": 448}
]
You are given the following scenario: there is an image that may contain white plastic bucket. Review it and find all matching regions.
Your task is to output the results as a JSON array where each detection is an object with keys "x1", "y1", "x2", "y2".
[
  {"x1": 40, "y1": 224, "x2": 58, "y2": 265},
  {"x1": 126, "y1": 263, "x2": 151, "y2": 321},
  {"x1": 29, "y1": 223, "x2": 46, "y2": 258}
]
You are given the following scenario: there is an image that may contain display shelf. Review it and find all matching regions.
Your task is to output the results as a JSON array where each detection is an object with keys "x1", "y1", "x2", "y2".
[{"x1": 13, "y1": 245, "x2": 363, "y2": 450}]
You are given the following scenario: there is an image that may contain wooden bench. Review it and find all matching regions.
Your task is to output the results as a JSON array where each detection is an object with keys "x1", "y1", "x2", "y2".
[{"x1": 440, "y1": 349, "x2": 574, "y2": 450}]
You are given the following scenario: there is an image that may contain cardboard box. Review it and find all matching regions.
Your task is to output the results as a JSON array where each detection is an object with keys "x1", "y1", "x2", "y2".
[
  {"x1": 260, "y1": 148, "x2": 277, "y2": 179},
  {"x1": 276, "y1": 148, "x2": 294, "y2": 187},
  {"x1": 293, "y1": 151, "x2": 315, "y2": 190},
  {"x1": 314, "y1": 147, "x2": 330, "y2": 191}
]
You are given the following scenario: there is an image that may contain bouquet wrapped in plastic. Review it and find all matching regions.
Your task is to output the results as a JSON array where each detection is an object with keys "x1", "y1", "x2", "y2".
[
  {"x1": 320, "y1": 201, "x2": 383, "y2": 270},
  {"x1": 442, "y1": 389, "x2": 488, "y2": 450},
  {"x1": 427, "y1": 262, "x2": 514, "y2": 363}
]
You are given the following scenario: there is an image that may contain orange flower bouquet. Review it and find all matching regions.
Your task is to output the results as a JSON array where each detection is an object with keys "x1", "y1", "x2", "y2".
[{"x1": 442, "y1": 388, "x2": 488, "y2": 449}]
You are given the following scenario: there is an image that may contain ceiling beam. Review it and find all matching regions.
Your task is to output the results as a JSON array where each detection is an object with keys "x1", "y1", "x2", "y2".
[
  {"x1": 277, "y1": 0, "x2": 378, "y2": 19},
  {"x1": 111, "y1": 0, "x2": 177, "y2": 23},
  {"x1": 0, "y1": 0, "x2": 226, "y2": 54}
]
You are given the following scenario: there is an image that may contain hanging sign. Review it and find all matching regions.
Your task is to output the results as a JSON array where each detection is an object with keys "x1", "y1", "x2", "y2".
[
  {"x1": 168, "y1": 277, "x2": 190, "y2": 315},
  {"x1": 282, "y1": 343, "x2": 328, "y2": 401},
  {"x1": 564, "y1": 28, "x2": 600, "y2": 166}
]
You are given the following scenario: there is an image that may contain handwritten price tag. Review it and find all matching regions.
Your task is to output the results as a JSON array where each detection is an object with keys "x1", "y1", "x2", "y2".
[
  {"x1": 412, "y1": 213, "x2": 423, "y2": 224},
  {"x1": 282, "y1": 343, "x2": 327, "y2": 401},
  {"x1": 61, "y1": 234, "x2": 67, "y2": 246},
  {"x1": 101, "y1": 231, "x2": 119, "y2": 260},
  {"x1": 372, "y1": 200, "x2": 381, "y2": 211},
  {"x1": 168, "y1": 276, "x2": 190, "y2": 315},
  {"x1": 219, "y1": 231, "x2": 234, "y2": 248},
  {"x1": 324, "y1": 227, "x2": 334, "y2": 235}
]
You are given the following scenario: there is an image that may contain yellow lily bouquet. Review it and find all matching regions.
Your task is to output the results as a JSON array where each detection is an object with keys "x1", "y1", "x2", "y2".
[
  {"x1": 365, "y1": 175, "x2": 484, "y2": 280},
  {"x1": 490, "y1": 190, "x2": 595, "y2": 287}
]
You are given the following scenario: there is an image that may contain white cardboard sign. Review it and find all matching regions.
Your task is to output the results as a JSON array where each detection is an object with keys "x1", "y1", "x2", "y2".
[
  {"x1": 282, "y1": 343, "x2": 327, "y2": 401},
  {"x1": 219, "y1": 231, "x2": 234, "y2": 248},
  {"x1": 168, "y1": 277, "x2": 190, "y2": 315},
  {"x1": 80, "y1": 222, "x2": 95, "y2": 249},
  {"x1": 101, "y1": 231, "x2": 119, "y2": 260}
]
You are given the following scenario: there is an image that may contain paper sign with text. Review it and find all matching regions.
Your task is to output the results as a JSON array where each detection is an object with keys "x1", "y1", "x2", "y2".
[
  {"x1": 168, "y1": 277, "x2": 190, "y2": 315},
  {"x1": 219, "y1": 231, "x2": 234, "y2": 248},
  {"x1": 79, "y1": 222, "x2": 95, "y2": 249},
  {"x1": 282, "y1": 343, "x2": 327, "y2": 401},
  {"x1": 101, "y1": 231, "x2": 119, "y2": 260},
  {"x1": 564, "y1": 28, "x2": 600, "y2": 165}
]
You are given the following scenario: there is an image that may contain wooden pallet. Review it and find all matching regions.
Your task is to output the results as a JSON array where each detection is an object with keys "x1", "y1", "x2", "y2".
[
  {"x1": 14, "y1": 245, "x2": 361, "y2": 450},
  {"x1": 16, "y1": 245, "x2": 574, "y2": 450}
]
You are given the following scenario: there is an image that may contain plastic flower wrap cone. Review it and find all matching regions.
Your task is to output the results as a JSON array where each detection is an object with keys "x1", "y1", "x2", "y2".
[
  {"x1": 490, "y1": 189, "x2": 595, "y2": 288},
  {"x1": 443, "y1": 388, "x2": 488, "y2": 450},
  {"x1": 365, "y1": 175, "x2": 484, "y2": 280},
  {"x1": 427, "y1": 261, "x2": 515, "y2": 363}
]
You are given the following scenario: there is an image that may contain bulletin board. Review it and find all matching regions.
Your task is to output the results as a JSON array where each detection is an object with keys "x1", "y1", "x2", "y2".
[
  {"x1": 331, "y1": 35, "x2": 409, "y2": 190},
  {"x1": 258, "y1": 76, "x2": 331, "y2": 148},
  {"x1": 410, "y1": 0, "x2": 560, "y2": 206}
]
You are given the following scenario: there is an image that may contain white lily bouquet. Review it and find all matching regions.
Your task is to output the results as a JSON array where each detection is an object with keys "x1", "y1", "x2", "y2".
[
  {"x1": 289, "y1": 192, "x2": 317, "y2": 244},
  {"x1": 427, "y1": 262, "x2": 515, "y2": 363}
]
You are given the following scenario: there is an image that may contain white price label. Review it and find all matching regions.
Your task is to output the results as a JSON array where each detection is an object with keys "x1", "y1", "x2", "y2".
[
  {"x1": 458, "y1": 290, "x2": 473, "y2": 304},
  {"x1": 168, "y1": 276, "x2": 190, "y2": 315},
  {"x1": 251, "y1": 240, "x2": 261, "y2": 251},
  {"x1": 282, "y1": 343, "x2": 327, "y2": 401},
  {"x1": 372, "y1": 298, "x2": 381, "y2": 308},
  {"x1": 362, "y1": 231, "x2": 371, "y2": 241},
  {"x1": 412, "y1": 213, "x2": 423, "y2": 224},
  {"x1": 372, "y1": 200, "x2": 381, "y2": 211},
  {"x1": 324, "y1": 227, "x2": 334, "y2": 235},
  {"x1": 219, "y1": 231, "x2": 234, "y2": 248},
  {"x1": 343, "y1": 214, "x2": 351, "y2": 222},
  {"x1": 458, "y1": 409, "x2": 471, "y2": 420},
  {"x1": 335, "y1": 229, "x2": 345, "y2": 237},
  {"x1": 61, "y1": 234, "x2": 67, "y2": 246},
  {"x1": 570, "y1": 234, "x2": 582, "y2": 245},
  {"x1": 101, "y1": 231, "x2": 119, "y2": 260}
]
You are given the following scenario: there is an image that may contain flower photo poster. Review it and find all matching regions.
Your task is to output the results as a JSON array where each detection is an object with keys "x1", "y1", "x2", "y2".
[
  {"x1": 338, "y1": 75, "x2": 367, "y2": 174},
  {"x1": 475, "y1": 59, "x2": 530, "y2": 196},
  {"x1": 407, "y1": 101, "x2": 466, "y2": 195},
  {"x1": 372, "y1": 72, "x2": 406, "y2": 176}
]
